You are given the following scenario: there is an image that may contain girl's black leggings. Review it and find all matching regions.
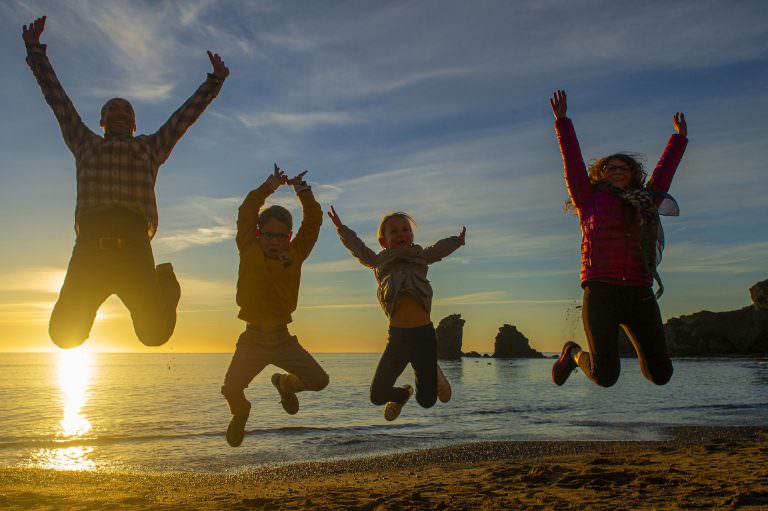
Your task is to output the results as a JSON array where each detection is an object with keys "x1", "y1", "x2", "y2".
[
  {"x1": 370, "y1": 324, "x2": 438, "y2": 408},
  {"x1": 578, "y1": 281, "x2": 673, "y2": 387}
]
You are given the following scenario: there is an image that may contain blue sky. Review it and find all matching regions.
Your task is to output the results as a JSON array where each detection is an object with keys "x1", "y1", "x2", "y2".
[{"x1": 1, "y1": 0, "x2": 766, "y2": 353}]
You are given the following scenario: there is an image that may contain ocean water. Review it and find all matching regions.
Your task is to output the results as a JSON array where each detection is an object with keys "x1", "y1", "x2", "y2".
[{"x1": 0, "y1": 352, "x2": 766, "y2": 473}]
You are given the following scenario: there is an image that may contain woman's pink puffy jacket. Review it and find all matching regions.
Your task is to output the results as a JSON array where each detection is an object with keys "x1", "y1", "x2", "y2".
[{"x1": 555, "y1": 117, "x2": 688, "y2": 287}]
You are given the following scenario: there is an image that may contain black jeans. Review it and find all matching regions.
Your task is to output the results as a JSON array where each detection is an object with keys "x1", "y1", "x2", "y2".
[
  {"x1": 370, "y1": 324, "x2": 438, "y2": 408},
  {"x1": 49, "y1": 208, "x2": 179, "y2": 349},
  {"x1": 579, "y1": 281, "x2": 673, "y2": 387}
]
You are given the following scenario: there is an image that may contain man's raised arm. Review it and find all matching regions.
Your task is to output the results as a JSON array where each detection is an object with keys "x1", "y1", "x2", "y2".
[
  {"x1": 148, "y1": 51, "x2": 229, "y2": 165},
  {"x1": 23, "y1": 16, "x2": 94, "y2": 156}
]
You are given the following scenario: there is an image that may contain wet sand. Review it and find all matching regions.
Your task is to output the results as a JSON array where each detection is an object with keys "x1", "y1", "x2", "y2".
[{"x1": 1, "y1": 426, "x2": 766, "y2": 510}]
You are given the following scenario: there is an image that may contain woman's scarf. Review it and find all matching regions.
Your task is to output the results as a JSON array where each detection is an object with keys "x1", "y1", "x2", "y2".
[{"x1": 601, "y1": 184, "x2": 680, "y2": 298}]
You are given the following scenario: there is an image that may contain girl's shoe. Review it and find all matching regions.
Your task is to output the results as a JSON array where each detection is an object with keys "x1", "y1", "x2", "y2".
[
  {"x1": 272, "y1": 373, "x2": 300, "y2": 415},
  {"x1": 552, "y1": 341, "x2": 581, "y2": 386},
  {"x1": 436, "y1": 366, "x2": 452, "y2": 403},
  {"x1": 384, "y1": 384, "x2": 414, "y2": 421}
]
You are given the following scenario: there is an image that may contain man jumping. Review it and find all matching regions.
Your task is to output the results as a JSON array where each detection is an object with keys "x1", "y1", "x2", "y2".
[{"x1": 23, "y1": 16, "x2": 229, "y2": 348}]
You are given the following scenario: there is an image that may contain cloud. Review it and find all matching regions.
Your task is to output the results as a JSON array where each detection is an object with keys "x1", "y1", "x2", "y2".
[
  {"x1": 236, "y1": 111, "x2": 362, "y2": 131},
  {"x1": 435, "y1": 291, "x2": 572, "y2": 306},
  {"x1": 21, "y1": 0, "x2": 182, "y2": 103},
  {"x1": 258, "y1": 30, "x2": 318, "y2": 52},
  {"x1": 298, "y1": 293, "x2": 573, "y2": 310},
  {"x1": 0, "y1": 301, "x2": 53, "y2": 324},
  {"x1": 178, "y1": 275, "x2": 234, "y2": 310},
  {"x1": 88, "y1": 83, "x2": 176, "y2": 103},
  {"x1": 153, "y1": 226, "x2": 235, "y2": 255},
  {"x1": 177, "y1": 0, "x2": 216, "y2": 27},
  {"x1": 663, "y1": 241, "x2": 768, "y2": 275},
  {"x1": 0, "y1": 267, "x2": 65, "y2": 294},
  {"x1": 300, "y1": 303, "x2": 378, "y2": 310},
  {"x1": 304, "y1": 259, "x2": 362, "y2": 274},
  {"x1": 154, "y1": 184, "x2": 342, "y2": 255}
]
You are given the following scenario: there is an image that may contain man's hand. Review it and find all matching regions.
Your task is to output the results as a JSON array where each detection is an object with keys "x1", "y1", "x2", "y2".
[
  {"x1": 327, "y1": 206, "x2": 343, "y2": 228},
  {"x1": 22, "y1": 16, "x2": 46, "y2": 46},
  {"x1": 458, "y1": 226, "x2": 466, "y2": 245},
  {"x1": 549, "y1": 90, "x2": 567, "y2": 120},
  {"x1": 673, "y1": 112, "x2": 687, "y2": 137},
  {"x1": 207, "y1": 51, "x2": 229, "y2": 80}
]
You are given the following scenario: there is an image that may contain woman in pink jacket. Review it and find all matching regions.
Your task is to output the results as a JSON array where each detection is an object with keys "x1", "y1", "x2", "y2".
[{"x1": 549, "y1": 90, "x2": 688, "y2": 388}]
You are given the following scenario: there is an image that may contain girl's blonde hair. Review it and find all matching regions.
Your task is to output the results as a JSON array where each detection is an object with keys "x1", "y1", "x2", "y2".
[{"x1": 377, "y1": 212, "x2": 417, "y2": 239}]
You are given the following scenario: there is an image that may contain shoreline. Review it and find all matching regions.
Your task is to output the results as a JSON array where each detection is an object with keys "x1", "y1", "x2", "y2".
[{"x1": 1, "y1": 425, "x2": 766, "y2": 510}]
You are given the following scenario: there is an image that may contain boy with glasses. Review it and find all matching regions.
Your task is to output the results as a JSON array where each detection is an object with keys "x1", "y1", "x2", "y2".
[{"x1": 221, "y1": 165, "x2": 328, "y2": 447}]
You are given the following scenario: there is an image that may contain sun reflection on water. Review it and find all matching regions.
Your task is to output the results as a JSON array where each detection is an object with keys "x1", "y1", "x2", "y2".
[
  {"x1": 33, "y1": 347, "x2": 96, "y2": 470},
  {"x1": 58, "y1": 348, "x2": 93, "y2": 437}
]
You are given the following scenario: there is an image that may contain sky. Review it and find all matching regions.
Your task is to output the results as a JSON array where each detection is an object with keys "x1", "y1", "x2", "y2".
[{"x1": 0, "y1": 0, "x2": 766, "y2": 353}]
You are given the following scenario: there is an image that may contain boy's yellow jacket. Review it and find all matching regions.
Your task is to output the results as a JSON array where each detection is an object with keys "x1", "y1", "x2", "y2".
[{"x1": 235, "y1": 181, "x2": 322, "y2": 326}]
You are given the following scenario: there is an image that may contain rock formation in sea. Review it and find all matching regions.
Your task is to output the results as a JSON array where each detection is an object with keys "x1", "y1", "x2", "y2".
[
  {"x1": 435, "y1": 314, "x2": 465, "y2": 360},
  {"x1": 618, "y1": 278, "x2": 768, "y2": 356},
  {"x1": 493, "y1": 324, "x2": 545, "y2": 358}
]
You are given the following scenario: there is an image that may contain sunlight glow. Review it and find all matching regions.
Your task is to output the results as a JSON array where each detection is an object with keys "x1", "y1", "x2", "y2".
[
  {"x1": 32, "y1": 446, "x2": 96, "y2": 471},
  {"x1": 58, "y1": 348, "x2": 93, "y2": 437},
  {"x1": 44, "y1": 269, "x2": 66, "y2": 294},
  {"x1": 31, "y1": 348, "x2": 96, "y2": 470}
]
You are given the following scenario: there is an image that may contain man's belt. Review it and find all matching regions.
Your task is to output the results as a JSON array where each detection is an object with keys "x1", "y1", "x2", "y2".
[
  {"x1": 77, "y1": 235, "x2": 144, "y2": 250},
  {"x1": 97, "y1": 237, "x2": 127, "y2": 250}
]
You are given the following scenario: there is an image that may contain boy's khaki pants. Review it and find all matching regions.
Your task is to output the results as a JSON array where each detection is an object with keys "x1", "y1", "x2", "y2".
[{"x1": 221, "y1": 324, "x2": 329, "y2": 416}]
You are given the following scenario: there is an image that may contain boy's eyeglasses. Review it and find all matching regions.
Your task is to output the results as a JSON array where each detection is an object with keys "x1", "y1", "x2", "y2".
[
  {"x1": 604, "y1": 164, "x2": 632, "y2": 173},
  {"x1": 260, "y1": 232, "x2": 289, "y2": 241}
]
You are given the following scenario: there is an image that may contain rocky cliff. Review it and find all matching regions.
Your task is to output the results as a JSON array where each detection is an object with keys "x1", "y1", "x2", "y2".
[{"x1": 619, "y1": 278, "x2": 768, "y2": 356}]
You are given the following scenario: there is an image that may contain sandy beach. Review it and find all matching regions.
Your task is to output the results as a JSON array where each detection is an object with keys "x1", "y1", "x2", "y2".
[{"x1": 1, "y1": 426, "x2": 766, "y2": 510}]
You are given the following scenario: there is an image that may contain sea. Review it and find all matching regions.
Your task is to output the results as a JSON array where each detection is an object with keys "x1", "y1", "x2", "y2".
[{"x1": 0, "y1": 352, "x2": 766, "y2": 473}]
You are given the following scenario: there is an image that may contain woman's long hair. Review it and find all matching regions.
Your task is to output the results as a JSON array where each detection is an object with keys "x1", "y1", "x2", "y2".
[{"x1": 564, "y1": 153, "x2": 646, "y2": 213}]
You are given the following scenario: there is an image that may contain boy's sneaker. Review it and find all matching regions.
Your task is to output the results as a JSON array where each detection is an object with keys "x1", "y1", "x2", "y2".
[
  {"x1": 226, "y1": 401, "x2": 251, "y2": 448},
  {"x1": 156, "y1": 262, "x2": 181, "y2": 308},
  {"x1": 436, "y1": 366, "x2": 452, "y2": 403},
  {"x1": 384, "y1": 384, "x2": 414, "y2": 422},
  {"x1": 271, "y1": 373, "x2": 299, "y2": 415},
  {"x1": 552, "y1": 341, "x2": 581, "y2": 386}
]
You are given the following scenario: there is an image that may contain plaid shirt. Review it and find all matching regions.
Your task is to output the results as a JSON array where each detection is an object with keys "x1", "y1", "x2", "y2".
[{"x1": 26, "y1": 44, "x2": 224, "y2": 238}]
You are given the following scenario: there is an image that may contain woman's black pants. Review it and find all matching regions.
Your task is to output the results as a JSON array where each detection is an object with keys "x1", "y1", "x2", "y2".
[{"x1": 578, "y1": 282, "x2": 673, "y2": 387}]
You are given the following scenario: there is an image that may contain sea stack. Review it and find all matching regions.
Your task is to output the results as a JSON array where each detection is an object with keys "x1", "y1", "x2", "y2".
[
  {"x1": 436, "y1": 314, "x2": 465, "y2": 360},
  {"x1": 493, "y1": 324, "x2": 544, "y2": 358}
]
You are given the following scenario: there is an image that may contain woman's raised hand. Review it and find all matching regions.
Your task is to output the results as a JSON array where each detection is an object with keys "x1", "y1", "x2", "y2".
[
  {"x1": 549, "y1": 90, "x2": 568, "y2": 120},
  {"x1": 22, "y1": 16, "x2": 46, "y2": 45},
  {"x1": 673, "y1": 112, "x2": 687, "y2": 137},
  {"x1": 327, "y1": 206, "x2": 343, "y2": 228}
]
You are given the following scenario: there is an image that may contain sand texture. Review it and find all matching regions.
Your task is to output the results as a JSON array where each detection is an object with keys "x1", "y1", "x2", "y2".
[{"x1": 1, "y1": 426, "x2": 766, "y2": 510}]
